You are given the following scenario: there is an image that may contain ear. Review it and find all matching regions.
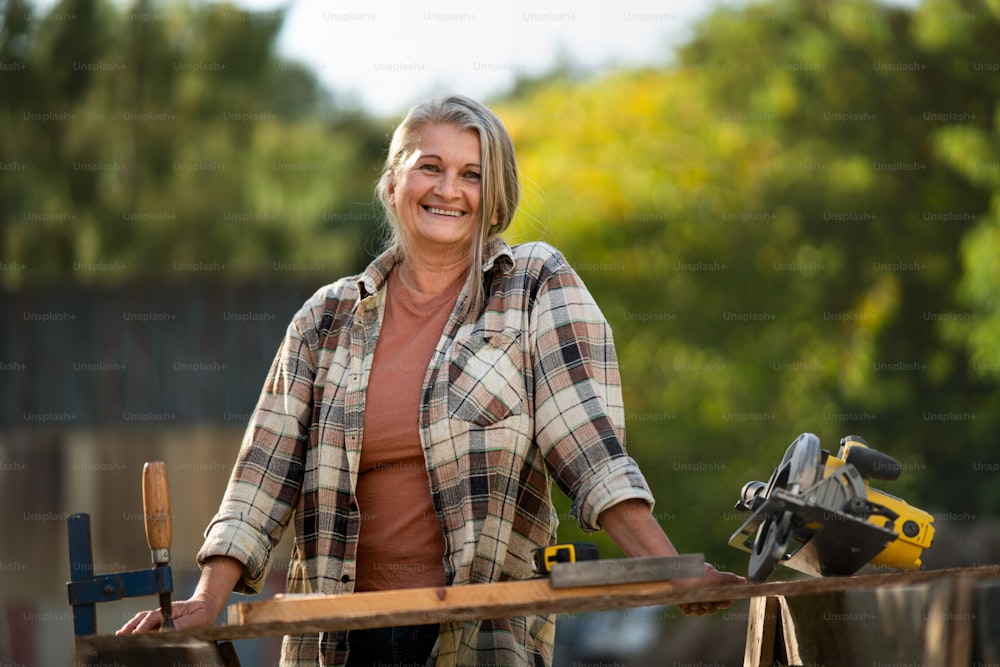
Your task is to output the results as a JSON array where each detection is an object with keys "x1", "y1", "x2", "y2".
[{"x1": 386, "y1": 173, "x2": 396, "y2": 207}]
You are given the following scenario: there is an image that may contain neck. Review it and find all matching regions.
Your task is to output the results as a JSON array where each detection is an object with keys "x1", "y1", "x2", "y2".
[{"x1": 397, "y1": 252, "x2": 470, "y2": 298}]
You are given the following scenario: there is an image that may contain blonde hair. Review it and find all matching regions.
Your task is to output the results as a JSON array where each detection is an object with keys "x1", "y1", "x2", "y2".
[{"x1": 375, "y1": 95, "x2": 520, "y2": 320}]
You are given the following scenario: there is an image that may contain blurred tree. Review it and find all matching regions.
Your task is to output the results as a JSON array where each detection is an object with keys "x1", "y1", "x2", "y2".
[
  {"x1": 501, "y1": 0, "x2": 1000, "y2": 564},
  {"x1": 913, "y1": 0, "x2": 1000, "y2": 512},
  {"x1": 0, "y1": 0, "x2": 386, "y2": 288},
  {"x1": 4, "y1": 0, "x2": 998, "y2": 572},
  {"x1": 0, "y1": 0, "x2": 36, "y2": 265},
  {"x1": 676, "y1": 0, "x2": 1000, "y2": 517}
]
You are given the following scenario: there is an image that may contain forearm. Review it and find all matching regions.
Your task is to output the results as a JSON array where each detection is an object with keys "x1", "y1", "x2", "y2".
[
  {"x1": 193, "y1": 555, "x2": 245, "y2": 619},
  {"x1": 598, "y1": 498, "x2": 679, "y2": 558}
]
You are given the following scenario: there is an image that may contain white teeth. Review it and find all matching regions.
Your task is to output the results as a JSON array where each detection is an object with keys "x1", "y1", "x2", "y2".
[{"x1": 427, "y1": 207, "x2": 463, "y2": 217}]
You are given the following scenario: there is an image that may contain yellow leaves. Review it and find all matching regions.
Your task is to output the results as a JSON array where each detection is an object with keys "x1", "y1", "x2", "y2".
[
  {"x1": 501, "y1": 67, "x2": 783, "y2": 264},
  {"x1": 828, "y1": 154, "x2": 878, "y2": 194},
  {"x1": 913, "y1": 0, "x2": 974, "y2": 50},
  {"x1": 958, "y1": 202, "x2": 1000, "y2": 305},
  {"x1": 933, "y1": 125, "x2": 1000, "y2": 189},
  {"x1": 712, "y1": 121, "x2": 754, "y2": 160},
  {"x1": 501, "y1": 72, "x2": 698, "y2": 240},
  {"x1": 948, "y1": 210, "x2": 1000, "y2": 376},
  {"x1": 857, "y1": 272, "x2": 901, "y2": 334},
  {"x1": 840, "y1": 272, "x2": 901, "y2": 397},
  {"x1": 827, "y1": 1, "x2": 893, "y2": 46},
  {"x1": 765, "y1": 73, "x2": 801, "y2": 119}
]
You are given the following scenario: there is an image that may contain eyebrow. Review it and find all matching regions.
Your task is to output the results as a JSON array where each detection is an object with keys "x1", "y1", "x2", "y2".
[{"x1": 418, "y1": 154, "x2": 481, "y2": 168}]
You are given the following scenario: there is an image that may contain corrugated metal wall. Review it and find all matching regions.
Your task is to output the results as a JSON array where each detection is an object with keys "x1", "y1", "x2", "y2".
[
  {"x1": 1, "y1": 279, "x2": 326, "y2": 665},
  {"x1": 2, "y1": 280, "x2": 321, "y2": 426}
]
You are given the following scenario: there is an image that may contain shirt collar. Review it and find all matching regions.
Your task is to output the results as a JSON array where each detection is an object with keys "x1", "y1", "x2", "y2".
[
  {"x1": 356, "y1": 248, "x2": 397, "y2": 300},
  {"x1": 481, "y1": 235, "x2": 514, "y2": 274},
  {"x1": 356, "y1": 236, "x2": 514, "y2": 299}
]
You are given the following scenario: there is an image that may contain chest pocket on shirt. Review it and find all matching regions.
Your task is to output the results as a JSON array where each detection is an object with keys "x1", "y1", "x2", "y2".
[{"x1": 448, "y1": 330, "x2": 524, "y2": 426}]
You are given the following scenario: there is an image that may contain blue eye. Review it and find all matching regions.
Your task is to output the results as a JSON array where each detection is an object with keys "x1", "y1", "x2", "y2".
[{"x1": 464, "y1": 171, "x2": 481, "y2": 180}]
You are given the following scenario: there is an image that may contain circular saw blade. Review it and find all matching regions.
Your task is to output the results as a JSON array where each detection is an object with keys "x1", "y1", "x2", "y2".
[
  {"x1": 745, "y1": 434, "x2": 823, "y2": 582},
  {"x1": 782, "y1": 432, "x2": 822, "y2": 494},
  {"x1": 748, "y1": 509, "x2": 794, "y2": 582}
]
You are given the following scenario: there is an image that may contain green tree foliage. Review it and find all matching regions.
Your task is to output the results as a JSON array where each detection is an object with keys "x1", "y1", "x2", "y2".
[
  {"x1": 913, "y1": 0, "x2": 1000, "y2": 378},
  {"x1": 501, "y1": 0, "x2": 1000, "y2": 562},
  {"x1": 0, "y1": 0, "x2": 387, "y2": 287},
  {"x1": 4, "y1": 0, "x2": 999, "y2": 570},
  {"x1": 676, "y1": 0, "x2": 1000, "y2": 520}
]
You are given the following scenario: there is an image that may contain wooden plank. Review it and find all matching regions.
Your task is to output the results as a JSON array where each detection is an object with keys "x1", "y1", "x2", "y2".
[
  {"x1": 762, "y1": 577, "x2": 976, "y2": 667},
  {"x1": 976, "y1": 580, "x2": 1000, "y2": 663},
  {"x1": 742, "y1": 596, "x2": 778, "y2": 667},
  {"x1": 228, "y1": 577, "x2": 679, "y2": 630},
  {"x1": 780, "y1": 584, "x2": 916, "y2": 667},
  {"x1": 777, "y1": 595, "x2": 804, "y2": 665},
  {"x1": 549, "y1": 554, "x2": 705, "y2": 588},
  {"x1": 80, "y1": 564, "x2": 1000, "y2": 652},
  {"x1": 925, "y1": 578, "x2": 953, "y2": 667},
  {"x1": 945, "y1": 574, "x2": 976, "y2": 667}
]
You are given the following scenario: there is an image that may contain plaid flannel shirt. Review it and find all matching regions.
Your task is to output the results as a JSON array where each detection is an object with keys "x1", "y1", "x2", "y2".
[{"x1": 198, "y1": 238, "x2": 655, "y2": 666}]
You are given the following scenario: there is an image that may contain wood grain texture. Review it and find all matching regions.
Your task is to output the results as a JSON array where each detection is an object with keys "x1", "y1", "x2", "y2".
[
  {"x1": 742, "y1": 596, "x2": 778, "y2": 667},
  {"x1": 744, "y1": 575, "x2": 989, "y2": 666},
  {"x1": 548, "y1": 554, "x2": 705, "y2": 588},
  {"x1": 80, "y1": 564, "x2": 1000, "y2": 652},
  {"x1": 141, "y1": 461, "x2": 171, "y2": 557}
]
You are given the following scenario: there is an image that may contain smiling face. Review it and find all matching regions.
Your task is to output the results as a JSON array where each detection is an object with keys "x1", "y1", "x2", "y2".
[{"x1": 387, "y1": 123, "x2": 483, "y2": 261}]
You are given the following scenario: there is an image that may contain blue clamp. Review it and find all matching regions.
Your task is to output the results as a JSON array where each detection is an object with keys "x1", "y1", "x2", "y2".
[{"x1": 66, "y1": 513, "x2": 173, "y2": 637}]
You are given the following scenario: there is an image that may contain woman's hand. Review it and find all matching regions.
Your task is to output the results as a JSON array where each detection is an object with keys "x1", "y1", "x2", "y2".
[
  {"x1": 117, "y1": 594, "x2": 223, "y2": 634},
  {"x1": 672, "y1": 562, "x2": 746, "y2": 616},
  {"x1": 598, "y1": 499, "x2": 746, "y2": 616},
  {"x1": 117, "y1": 555, "x2": 244, "y2": 634}
]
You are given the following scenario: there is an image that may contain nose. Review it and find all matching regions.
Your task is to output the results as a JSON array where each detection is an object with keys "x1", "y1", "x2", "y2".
[{"x1": 434, "y1": 169, "x2": 461, "y2": 199}]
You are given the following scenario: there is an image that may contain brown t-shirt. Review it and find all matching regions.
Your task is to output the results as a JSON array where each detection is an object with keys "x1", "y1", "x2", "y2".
[{"x1": 354, "y1": 266, "x2": 464, "y2": 592}]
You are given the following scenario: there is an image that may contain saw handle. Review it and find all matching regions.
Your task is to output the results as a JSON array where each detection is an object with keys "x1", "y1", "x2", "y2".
[
  {"x1": 142, "y1": 461, "x2": 172, "y2": 566},
  {"x1": 840, "y1": 437, "x2": 902, "y2": 481}
]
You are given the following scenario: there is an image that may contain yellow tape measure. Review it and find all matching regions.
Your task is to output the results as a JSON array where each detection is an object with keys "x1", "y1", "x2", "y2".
[{"x1": 532, "y1": 542, "x2": 600, "y2": 575}]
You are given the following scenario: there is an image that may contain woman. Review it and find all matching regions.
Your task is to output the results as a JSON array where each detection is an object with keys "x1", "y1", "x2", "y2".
[{"x1": 120, "y1": 95, "x2": 744, "y2": 666}]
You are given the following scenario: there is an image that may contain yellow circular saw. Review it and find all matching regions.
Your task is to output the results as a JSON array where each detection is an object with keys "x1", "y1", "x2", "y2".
[{"x1": 729, "y1": 433, "x2": 935, "y2": 582}]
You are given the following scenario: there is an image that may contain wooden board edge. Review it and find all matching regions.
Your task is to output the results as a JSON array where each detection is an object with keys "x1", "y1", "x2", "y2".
[{"x1": 79, "y1": 565, "x2": 1000, "y2": 650}]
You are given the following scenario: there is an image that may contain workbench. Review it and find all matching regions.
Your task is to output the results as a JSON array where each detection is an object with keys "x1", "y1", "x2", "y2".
[{"x1": 75, "y1": 565, "x2": 1000, "y2": 666}]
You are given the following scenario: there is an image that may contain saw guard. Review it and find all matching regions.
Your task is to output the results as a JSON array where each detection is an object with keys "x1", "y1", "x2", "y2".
[
  {"x1": 782, "y1": 432, "x2": 822, "y2": 493},
  {"x1": 741, "y1": 434, "x2": 823, "y2": 580}
]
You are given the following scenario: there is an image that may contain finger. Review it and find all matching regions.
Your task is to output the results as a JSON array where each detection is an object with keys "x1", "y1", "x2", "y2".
[
  {"x1": 116, "y1": 611, "x2": 149, "y2": 635},
  {"x1": 703, "y1": 599, "x2": 734, "y2": 614},
  {"x1": 133, "y1": 610, "x2": 163, "y2": 633},
  {"x1": 679, "y1": 603, "x2": 707, "y2": 616},
  {"x1": 688, "y1": 600, "x2": 724, "y2": 616},
  {"x1": 697, "y1": 602, "x2": 723, "y2": 615}
]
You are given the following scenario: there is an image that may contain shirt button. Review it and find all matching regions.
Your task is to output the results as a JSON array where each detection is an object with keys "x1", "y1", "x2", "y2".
[
  {"x1": 349, "y1": 502, "x2": 358, "y2": 512},
  {"x1": 341, "y1": 574, "x2": 351, "y2": 583}
]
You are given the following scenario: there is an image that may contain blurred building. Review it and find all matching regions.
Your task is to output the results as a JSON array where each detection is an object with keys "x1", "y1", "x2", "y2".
[{"x1": 0, "y1": 280, "x2": 317, "y2": 665}]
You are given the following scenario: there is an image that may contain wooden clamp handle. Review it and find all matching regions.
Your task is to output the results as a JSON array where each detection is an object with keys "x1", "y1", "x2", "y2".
[{"x1": 142, "y1": 461, "x2": 172, "y2": 566}]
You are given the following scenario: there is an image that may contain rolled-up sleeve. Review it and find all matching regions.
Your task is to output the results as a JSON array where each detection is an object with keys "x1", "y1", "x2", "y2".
[
  {"x1": 529, "y1": 251, "x2": 654, "y2": 533},
  {"x1": 198, "y1": 310, "x2": 316, "y2": 593}
]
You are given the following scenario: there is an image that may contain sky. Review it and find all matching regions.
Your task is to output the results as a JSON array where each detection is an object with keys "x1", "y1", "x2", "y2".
[
  {"x1": 231, "y1": 0, "x2": 723, "y2": 116},
  {"x1": 27, "y1": 0, "x2": 920, "y2": 116}
]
